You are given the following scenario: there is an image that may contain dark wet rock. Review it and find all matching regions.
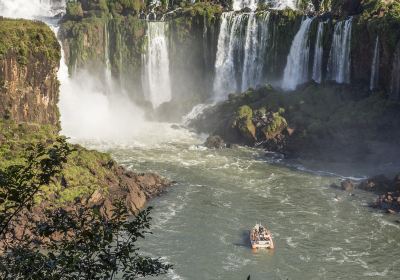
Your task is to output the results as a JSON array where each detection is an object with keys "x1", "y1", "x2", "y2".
[
  {"x1": 358, "y1": 174, "x2": 393, "y2": 194},
  {"x1": 226, "y1": 143, "x2": 239, "y2": 149},
  {"x1": 341, "y1": 179, "x2": 354, "y2": 192},
  {"x1": 171, "y1": 124, "x2": 180, "y2": 130},
  {"x1": 361, "y1": 173, "x2": 400, "y2": 214},
  {"x1": 204, "y1": 135, "x2": 225, "y2": 149},
  {"x1": 5, "y1": 166, "x2": 172, "y2": 243}
]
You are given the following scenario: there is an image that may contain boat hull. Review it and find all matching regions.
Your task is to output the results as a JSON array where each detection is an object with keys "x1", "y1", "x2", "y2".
[{"x1": 250, "y1": 224, "x2": 275, "y2": 249}]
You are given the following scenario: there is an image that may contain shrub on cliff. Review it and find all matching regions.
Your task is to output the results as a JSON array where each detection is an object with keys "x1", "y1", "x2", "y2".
[
  {"x1": 66, "y1": 1, "x2": 84, "y2": 19},
  {"x1": 0, "y1": 137, "x2": 171, "y2": 279}
]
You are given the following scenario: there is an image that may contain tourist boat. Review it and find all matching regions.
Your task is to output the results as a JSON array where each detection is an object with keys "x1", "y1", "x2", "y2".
[{"x1": 250, "y1": 224, "x2": 274, "y2": 249}]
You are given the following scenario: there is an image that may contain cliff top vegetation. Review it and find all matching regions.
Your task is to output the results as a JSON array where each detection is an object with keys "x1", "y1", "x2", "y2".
[{"x1": 0, "y1": 18, "x2": 60, "y2": 65}]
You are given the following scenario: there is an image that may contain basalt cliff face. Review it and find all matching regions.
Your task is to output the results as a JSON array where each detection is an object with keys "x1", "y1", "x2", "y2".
[
  {"x1": 0, "y1": 19, "x2": 61, "y2": 126},
  {"x1": 59, "y1": 0, "x2": 400, "y2": 112},
  {"x1": 0, "y1": 18, "x2": 171, "y2": 216}
]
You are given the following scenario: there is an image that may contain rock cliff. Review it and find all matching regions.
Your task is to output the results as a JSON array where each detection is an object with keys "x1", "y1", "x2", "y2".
[{"x1": 0, "y1": 19, "x2": 61, "y2": 126}]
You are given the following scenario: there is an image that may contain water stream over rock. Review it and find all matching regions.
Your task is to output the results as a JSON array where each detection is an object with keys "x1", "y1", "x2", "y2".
[
  {"x1": 312, "y1": 21, "x2": 325, "y2": 84},
  {"x1": 370, "y1": 36, "x2": 380, "y2": 91},
  {"x1": 142, "y1": 21, "x2": 172, "y2": 108},
  {"x1": 282, "y1": 17, "x2": 314, "y2": 90},
  {"x1": 2, "y1": 1, "x2": 400, "y2": 279},
  {"x1": 327, "y1": 17, "x2": 353, "y2": 84}
]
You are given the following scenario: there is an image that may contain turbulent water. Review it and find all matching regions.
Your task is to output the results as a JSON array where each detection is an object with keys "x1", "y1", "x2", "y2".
[
  {"x1": 0, "y1": 0, "x2": 64, "y2": 19},
  {"x1": 76, "y1": 128, "x2": 400, "y2": 280},
  {"x1": 312, "y1": 21, "x2": 325, "y2": 84},
  {"x1": 327, "y1": 17, "x2": 353, "y2": 84},
  {"x1": 142, "y1": 21, "x2": 172, "y2": 108},
  {"x1": 3, "y1": 1, "x2": 400, "y2": 279},
  {"x1": 282, "y1": 17, "x2": 314, "y2": 90}
]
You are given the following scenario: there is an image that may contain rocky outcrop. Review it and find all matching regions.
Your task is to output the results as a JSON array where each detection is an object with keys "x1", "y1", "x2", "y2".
[
  {"x1": 0, "y1": 19, "x2": 61, "y2": 126},
  {"x1": 190, "y1": 83, "x2": 400, "y2": 162},
  {"x1": 332, "y1": 174, "x2": 400, "y2": 213},
  {"x1": 90, "y1": 165, "x2": 171, "y2": 217},
  {"x1": 0, "y1": 17, "x2": 173, "y2": 239},
  {"x1": 204, "y1": 135, "x2": 225, "y2": 149},
  {"x1": 6, "y1": 163, "x2": 171, "y2": 243}
]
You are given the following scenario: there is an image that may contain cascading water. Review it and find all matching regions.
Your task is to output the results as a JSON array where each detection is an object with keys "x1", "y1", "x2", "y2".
[
  {"x1": 390, "y1": 44, "x2": 400, "y2": 100},
  {"x1": 0, "y1": 0, "x2": 147, "y2": 141},
  {"x1": 370, "y1": 36, "x2": 380, "y2": 91},
  {"x1": 312, "y1": 21, "x2": 325, "y2": 84},
  {"x1": 104, "y1": 22, "x2": 113, "y2": 92},
  {"x1": 213, "y1": 12, "x2": 247, "y2": 101},
  {"x1": 142, "y1": 21, "x2": 172, "y2": 108},
  {"x1": 282, "y1": 17, "x2": 314, "y2": 91},
  {"x1": 0, "y1": 0, "x2": 64, "y2": 19},
  {"x1": 213, "y1": 12, "x2": 270, "y2": 101},
  {"x1": 327, "y1": 17, "x2": 353, "y2": 84},
  {"x1": 241, "y1": 12, "x2": 271, "y2": 92}
]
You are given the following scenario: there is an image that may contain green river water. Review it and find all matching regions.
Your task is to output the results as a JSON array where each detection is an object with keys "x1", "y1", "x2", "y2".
[{"x1": 77, "y1": 123, "x2": 400, "y2": 280}]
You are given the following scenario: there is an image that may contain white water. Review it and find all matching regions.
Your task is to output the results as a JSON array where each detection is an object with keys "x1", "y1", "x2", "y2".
[
  {"x1": 0, "y1": 0, "x2": 149, "y2": 142},
  {"x1": 282, "y1": 17, "x2": 314, "y2": 91},
  {"x1": 142, "y1": 21, "x2": 172, "y2": 108},
  {"x1": 327, "y1": 17, "x2": 353, "y2": 84},
  {"x1": 213, "y1": 12, "x2": 246, "y2": 101},
  {"x1": 312, "y1": 21, "x2": 325, "y2": 84},
  {"x1": 370, "y1": 36, "x2": 380, "y2": 91},
  {"x1": 0, "y1": 0, "x2": 64, "y2": 19},
  {"x1": 213, "y1": 12, "x2": 271, "y2": 100},
  {"x1": 241, "y1": 12, "x2": 271, "y2": 92},
  {"x1": 104, "y1": 22, "x2": 113, "y2": 93}
]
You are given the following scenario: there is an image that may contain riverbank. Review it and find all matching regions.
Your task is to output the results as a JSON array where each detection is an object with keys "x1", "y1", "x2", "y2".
[{"x1": 0, "y1": 18, "x2": 172, "y2": 239}]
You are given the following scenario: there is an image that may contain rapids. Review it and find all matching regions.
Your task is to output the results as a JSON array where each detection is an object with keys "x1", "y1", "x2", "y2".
[
  {"x1": 78, "y1": 128, "x2": 400, "y2": 280},
  {"x1": 1, "y1": 1, "x2": 400, "y2": 279}
]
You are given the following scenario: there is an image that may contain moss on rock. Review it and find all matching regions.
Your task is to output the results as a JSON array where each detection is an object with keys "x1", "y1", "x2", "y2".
[{"x1": 0, "y1": 18, "x2": 60, "y2": 66}]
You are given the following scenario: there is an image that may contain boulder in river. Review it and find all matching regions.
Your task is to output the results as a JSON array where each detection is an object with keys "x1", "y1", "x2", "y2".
[
  {"x1": 204, "y1": 135, "x2": 225, "y2": 149},
  {"x1": 341, "y1": 179, "x2": 354, "y2": 192}
]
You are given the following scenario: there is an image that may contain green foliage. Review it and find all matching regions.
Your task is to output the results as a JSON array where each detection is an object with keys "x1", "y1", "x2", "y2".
[
  {"x1": 263, "y1": 110, "x2": 288, "y2": 139},
  {"x1": 0, "y1": 198, "x2": 171, "y2": 279},
  {"x1": 234, "y1": 105, "x2": 256, "y2": 141},
  {"x1": 0, "y1": 120, "x2": 120, "y2": 204},
  {"x1": 66, "y1": 1, "x2": 84, "y2": 19},
  {"x1": 0, "y1": 18, "x2": 60, "y2": 66},
  {"x1": 0, "y1": 137, "x2": 71, "y2": 236}
]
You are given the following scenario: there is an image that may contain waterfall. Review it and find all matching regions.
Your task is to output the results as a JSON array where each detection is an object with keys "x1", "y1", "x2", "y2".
[
  {"x1": 241, "y1": 12, "x2": 271, "y2": 92},
  {"x1": 213, "y1": 12, "x2": 271, "y2": 100},
  {"x1": 142, "y1": 21, "x2": 172, "y2": 108},
  {"x1": 213, "y1": 12, "x2": 247, "y2": 101},
  {"x1": 282, "y1": 17, "x2": 314, "y2": 91},
  {"x1": 312, "y1": 21, "x2": 325, "y2": 84},
  {"x1": 370, "y1": 36, "x2": 380, "y2": 91},
  {"x1": 104, "y1": 22, "x2": 113, "y2": 92},
  {"x1": 327, "y1": 17, "x2": 353, "y2": 84},
  {"x1": 390, "y1": 45, "x2": 400, "y2": 100},
  {"x1": 0, "y1": 0, "x2": 147, "y2": 140},
  {"x1": 0, "y1": 0, "x2": 65, "y2": 19}
]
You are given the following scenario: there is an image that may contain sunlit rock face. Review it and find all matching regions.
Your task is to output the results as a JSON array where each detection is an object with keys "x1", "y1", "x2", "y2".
[{"x1": 0, "y1": 19, "x2": 61, "y2": 126}]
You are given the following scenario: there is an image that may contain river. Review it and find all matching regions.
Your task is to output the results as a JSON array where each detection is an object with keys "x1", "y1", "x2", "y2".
[
  {"x1": 77, "y1": 124, "x2": 400, "y2": 280},
  {"x1": 1, "y1": 1, "x2": 400, "y2": 278}
]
